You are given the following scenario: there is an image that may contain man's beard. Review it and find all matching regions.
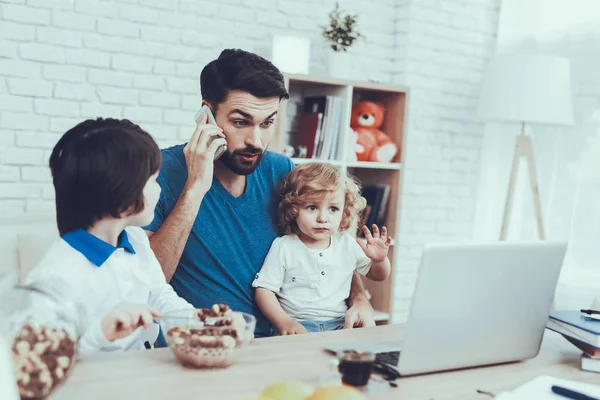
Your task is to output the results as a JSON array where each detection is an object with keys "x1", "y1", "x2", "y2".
[{"x1": 219, "y1": 146, "x2": 265, "y2": 176}]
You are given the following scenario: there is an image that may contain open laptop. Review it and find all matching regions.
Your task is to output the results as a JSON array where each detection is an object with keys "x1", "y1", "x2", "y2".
[{"x1": 325, "y1": 241, "x2": 567, "y2": 377}]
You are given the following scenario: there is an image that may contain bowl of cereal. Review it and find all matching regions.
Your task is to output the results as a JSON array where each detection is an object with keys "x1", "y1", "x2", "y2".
[
  {"x1": 160, "y1": 304, "x2": 256, "y2": 368},
  {"x1": 5, "y1": 285, "x2": 82, "y2": 399}
]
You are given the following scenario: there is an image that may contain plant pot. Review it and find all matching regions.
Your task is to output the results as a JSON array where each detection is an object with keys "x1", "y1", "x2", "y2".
[{"x1": 326, "y1": 50, "x2": 353, "y2": 80}]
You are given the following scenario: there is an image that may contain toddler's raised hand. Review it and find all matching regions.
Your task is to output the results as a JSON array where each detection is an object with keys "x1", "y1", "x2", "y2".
[{"x1": 357, "y1": 224, "x2": 392, "y2": 262}]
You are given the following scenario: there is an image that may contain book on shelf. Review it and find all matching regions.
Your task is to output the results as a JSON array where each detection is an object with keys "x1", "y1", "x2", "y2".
[
  {"x1": 582, "y1": 353, "x2": 600, "y2": 373},
  {"x1": 304, "y1": 96, "x2": 327, "y2": 114},
  {"x1": 546, "y1": 310, "x2": 600, "y2": 348},
  {"x1": 292, "y1": 95, "x2": 345, "y2": 161},
  {"x1": 358, "y1": 184, "x2": 391, "y2": 237},
  {"x1": 294, "y1": 113, "x2": 322, "y2": 159},
  {"x1": 321, "y1": 97, "x2": 340, "y2": 160},
  {"x1": 314, "y1": 95, "x2": 330, "y2": 159}
]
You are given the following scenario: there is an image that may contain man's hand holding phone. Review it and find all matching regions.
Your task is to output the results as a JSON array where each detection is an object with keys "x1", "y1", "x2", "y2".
[{"x1": 183, "y1": 108, "x2": 227, "y2": 198}]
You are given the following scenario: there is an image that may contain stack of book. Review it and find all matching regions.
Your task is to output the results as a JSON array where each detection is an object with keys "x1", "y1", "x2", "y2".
[
  {"x1": 546, "y1": 310, "x2": 600, "y2": 373},
  {"x1": 293, "y1": 96, "x2": 345, "y2": 160},
  {"x1": 358, "y1": 184, "x2": 391, "y2": 237}
]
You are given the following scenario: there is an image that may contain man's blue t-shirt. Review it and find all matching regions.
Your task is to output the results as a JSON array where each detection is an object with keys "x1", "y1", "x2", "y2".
[{"x1": 145, "y1": 145, "x2": 294, "y2": 338}]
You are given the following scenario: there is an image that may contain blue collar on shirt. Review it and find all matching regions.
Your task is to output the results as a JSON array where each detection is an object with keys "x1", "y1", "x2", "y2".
[{"x1": 62, "y1": 229, "x2": 136, "y2": 267}]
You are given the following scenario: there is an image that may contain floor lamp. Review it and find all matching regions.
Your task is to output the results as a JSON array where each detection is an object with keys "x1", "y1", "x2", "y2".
[{"x1": 477, "y1": 54, "x2": 574, "y2": 241}]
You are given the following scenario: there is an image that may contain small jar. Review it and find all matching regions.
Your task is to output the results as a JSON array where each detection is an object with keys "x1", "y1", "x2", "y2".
[
  {"x1": 336, "y1": 351, "x2": 375, "y2": 387},
  {"x1": 5, "y1": 284, "x2": 83, "y2": 399}
]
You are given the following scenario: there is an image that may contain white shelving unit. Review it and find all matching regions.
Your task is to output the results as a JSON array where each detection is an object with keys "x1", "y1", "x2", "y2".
[
  {"x1": 345, "y1": 161, "x2": 402, "y2": 171},
  {"x1": 273, "y1": 74, "x2": 411, "y2": 324}
]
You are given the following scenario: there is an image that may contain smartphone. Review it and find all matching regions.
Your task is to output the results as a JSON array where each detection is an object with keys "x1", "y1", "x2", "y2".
[{"x1": 194, "y1": 105, "x2": 227, "y2": 160}]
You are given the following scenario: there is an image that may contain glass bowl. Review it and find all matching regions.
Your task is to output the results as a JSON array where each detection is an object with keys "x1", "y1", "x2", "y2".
[
  {"x1": 159, "y1": 307, "x2": 256, "y2": 368},
  {"x1": 4, "y1": 285, "x2": 83, "y2": 399}
]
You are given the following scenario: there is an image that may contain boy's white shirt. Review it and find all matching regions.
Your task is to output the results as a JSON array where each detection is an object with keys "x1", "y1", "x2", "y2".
[
  {"x1": 24, "y1": 226, "x2": 192, "y2": 358},
  {"x1": 252, "y1": 232, "x2": 372, "y2": 321}
]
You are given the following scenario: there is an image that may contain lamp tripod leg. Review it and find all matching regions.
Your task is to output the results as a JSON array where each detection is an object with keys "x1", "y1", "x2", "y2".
[{"x1": 500, "y1": 134, "x2": 522, "y2": 241}]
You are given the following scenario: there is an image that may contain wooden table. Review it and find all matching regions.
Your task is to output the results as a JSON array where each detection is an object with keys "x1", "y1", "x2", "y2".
[{"x1": 50, "y1": 324, "x2": 599, "y2": 400}]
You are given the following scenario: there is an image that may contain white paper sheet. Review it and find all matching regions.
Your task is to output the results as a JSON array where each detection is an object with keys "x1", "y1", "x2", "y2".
[{"x1": 494, "y1": 376, "x2": 600, "y2": 399}]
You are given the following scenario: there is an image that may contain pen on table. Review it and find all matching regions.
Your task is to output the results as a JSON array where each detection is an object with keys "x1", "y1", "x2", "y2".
[
  {"x1": 580, "y1": 309, "x2": 600, "y2": 315},
  {"x1": 551, "y1": 385, "x2": 600, "y2": 400}
]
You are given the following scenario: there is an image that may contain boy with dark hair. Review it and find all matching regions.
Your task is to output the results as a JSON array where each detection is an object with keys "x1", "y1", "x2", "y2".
[{"x1": 26, "y1": 118, "x2": 193, "y2": 357}]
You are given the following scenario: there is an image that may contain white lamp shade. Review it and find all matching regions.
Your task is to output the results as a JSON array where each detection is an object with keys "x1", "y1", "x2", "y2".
[
  {"x1": 477, "y1": 54, "x2": 574, "y2": 126},
  {"x1": 271, "y1": 35, "x2": 310, "y2": 75}
]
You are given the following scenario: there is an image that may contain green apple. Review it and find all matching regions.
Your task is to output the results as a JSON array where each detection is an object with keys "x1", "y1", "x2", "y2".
[
  {"x1": 306, "y1": 385, "x2": 367, "y2": 400},
  {"x1": 260, "y1": 380, "x2": 314, "y2": 400}
]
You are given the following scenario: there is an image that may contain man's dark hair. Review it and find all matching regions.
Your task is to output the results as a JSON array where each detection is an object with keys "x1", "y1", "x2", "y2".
[
  {"x1": 200, "y1": 48, "x2": 289, "y2": 107},
  {"x1": 49, "y1": 118, "x2": 161, "y2": 236}
]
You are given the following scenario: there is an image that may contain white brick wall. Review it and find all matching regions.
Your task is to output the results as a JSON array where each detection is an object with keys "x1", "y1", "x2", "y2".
[
  {"x1": 391, "y1": 0, "x2": 501, "y2": 322},
  {"x1": 0, "y1": 0, "x2": 501, "y2": 322},
  {"x1": 0, "y1": 0, "x2": 396, "y2": 211}
]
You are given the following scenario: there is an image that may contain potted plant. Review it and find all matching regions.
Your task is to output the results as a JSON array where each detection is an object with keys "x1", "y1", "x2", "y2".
[{"x1": 321, "y1": 2, "x2": 363, "y2": 79}]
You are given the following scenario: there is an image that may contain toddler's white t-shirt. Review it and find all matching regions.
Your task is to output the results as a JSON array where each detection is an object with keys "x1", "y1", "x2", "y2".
[{"x1": 252, "y1": 232, "x2": 371, "y2": 320}]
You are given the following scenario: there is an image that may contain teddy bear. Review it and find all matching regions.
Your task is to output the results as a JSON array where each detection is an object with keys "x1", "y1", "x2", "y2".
[{"x1": 350, "y1": 101, "x2": 398, "y2": 163}]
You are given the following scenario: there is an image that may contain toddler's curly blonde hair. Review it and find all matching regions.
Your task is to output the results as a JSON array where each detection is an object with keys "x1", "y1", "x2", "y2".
[{"x1": 278, "y1": 163, "x2": 366, "y2": 235}]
